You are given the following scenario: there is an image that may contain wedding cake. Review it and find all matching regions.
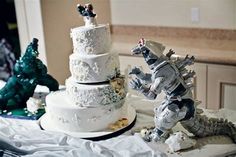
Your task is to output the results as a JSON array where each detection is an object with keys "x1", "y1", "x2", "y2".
[{"x1": 44, "y1": 4, "x2": 127, "y2": 132}]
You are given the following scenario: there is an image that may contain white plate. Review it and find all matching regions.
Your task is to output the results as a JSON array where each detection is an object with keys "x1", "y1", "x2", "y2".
[{"x1": 39, "y1": 103, "x2": 136, "y2": 140}]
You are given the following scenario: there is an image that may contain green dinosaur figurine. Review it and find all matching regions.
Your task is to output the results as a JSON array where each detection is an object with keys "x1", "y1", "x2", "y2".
[{"x1": 0, "y1": 38, "x2": 59, "y2": 110}]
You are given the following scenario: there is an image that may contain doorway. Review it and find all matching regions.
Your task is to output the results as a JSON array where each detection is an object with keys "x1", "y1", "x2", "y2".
[{"x1": 0, "y1": 0, "x2": 20, "y2": 59}]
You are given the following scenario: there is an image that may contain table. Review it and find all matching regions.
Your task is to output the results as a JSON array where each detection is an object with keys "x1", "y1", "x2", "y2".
[{"x1": 0, "y1": 85, "x2": 236, "y2": 157}]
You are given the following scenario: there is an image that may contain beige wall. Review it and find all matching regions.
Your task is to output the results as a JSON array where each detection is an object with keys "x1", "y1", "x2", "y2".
[
  {"x1": 111, "y1": 0, "x2": 236, "y2": 29},
  {"x1": 41, "y1": 0, "x2": 111, "y2": 84},
  {"x1": 40, "y1": 0, "x2": 235, "y2": 83}
]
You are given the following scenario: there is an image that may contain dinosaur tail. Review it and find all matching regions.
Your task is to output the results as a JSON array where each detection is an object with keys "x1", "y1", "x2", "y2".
[{"x1": 180, "y1": 113, "x2": 236, "y2": 143}]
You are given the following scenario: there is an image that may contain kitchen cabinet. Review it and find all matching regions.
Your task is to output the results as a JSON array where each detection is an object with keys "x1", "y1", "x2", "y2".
[{"x1": 207, "y1": 64, "x2": 236, "y2": 110}]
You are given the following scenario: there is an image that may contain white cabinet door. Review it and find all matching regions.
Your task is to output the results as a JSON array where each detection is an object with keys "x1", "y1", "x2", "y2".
[
  {"x1": 14, "y1": 0, "x2": 46, "y2": 64},
  {"x1": 222, "y1": 84, "x2": 236, "y2": 110},
  {"x1": 207, "y1": 64, "x2": 236, "y2": 110}
]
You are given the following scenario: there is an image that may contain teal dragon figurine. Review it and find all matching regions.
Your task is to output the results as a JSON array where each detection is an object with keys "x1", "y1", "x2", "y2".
[{"x1": 0, "y1": 38, "x2": 59, "y2": 110}]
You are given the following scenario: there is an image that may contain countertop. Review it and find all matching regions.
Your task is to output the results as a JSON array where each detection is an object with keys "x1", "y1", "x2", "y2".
[
  {"x1": 1, "y1": 91, "x2": 236, "y2": 157},
  {"x1": 112, "y1": 35, "x2": 236, "y2": 66}
]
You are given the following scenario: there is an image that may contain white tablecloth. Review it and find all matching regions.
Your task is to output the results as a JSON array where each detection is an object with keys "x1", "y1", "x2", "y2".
[{"x1": 0, "y1": 84, "x2": 236, "y2": 157}]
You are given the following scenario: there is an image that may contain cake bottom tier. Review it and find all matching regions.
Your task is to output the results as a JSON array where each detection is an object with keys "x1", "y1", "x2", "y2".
[{"x1": 45, "y1": 90, "x2": 125, "y2": 132}]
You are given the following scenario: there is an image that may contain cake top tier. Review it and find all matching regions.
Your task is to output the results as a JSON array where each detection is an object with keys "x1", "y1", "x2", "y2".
[{"x1": 77, "y1": 3, "x2": 97, "y2": 27}]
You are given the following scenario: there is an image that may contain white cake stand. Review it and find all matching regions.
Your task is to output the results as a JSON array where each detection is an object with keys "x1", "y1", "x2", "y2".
[{"x1": 39, "y1": 103, "x2": 136, "y2": 141}]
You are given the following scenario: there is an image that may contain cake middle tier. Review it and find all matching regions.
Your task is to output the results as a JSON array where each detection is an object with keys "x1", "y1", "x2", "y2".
[
  {"x1": 66, "y1": 77, "x2": 127, "y2": 107},
  {"x1": 69, "y1": 52, "x2": 120, "y2": 83}
]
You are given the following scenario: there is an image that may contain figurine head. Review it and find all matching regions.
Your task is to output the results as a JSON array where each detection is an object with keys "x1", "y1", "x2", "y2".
[
  {"x1": 31, "y1": 38, "x2": 39, "y2": 57},
  {"x1": 77, "y1": 3, "x2": 97, "y2": 27},
  {"x1": 25, "y1": 38, "x2": 39, "y2": 58},
  {"x1": 85, "y1": 3, "x2": 93, "y2": 12},
  {"x1": 77, "y1": 3, "x2": 96, "y2": 17},
  {"x1": 131, "y1": 38, "x2": 165, "y2": 58}
]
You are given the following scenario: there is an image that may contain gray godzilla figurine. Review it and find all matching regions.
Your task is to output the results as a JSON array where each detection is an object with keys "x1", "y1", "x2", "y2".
[{"x1": 129, "y1": 38, "x2": 236, "y2": 143}]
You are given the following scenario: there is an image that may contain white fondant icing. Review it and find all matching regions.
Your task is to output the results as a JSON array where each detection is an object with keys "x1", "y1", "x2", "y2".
[
  {"x1": 69, "y1": 52, "x2": 120, "y2": 83},
  {"x1": 71, "y1": 24, "x2": 111, "y2": 55},
  {"x1": 66, "y1": 77, "x2": 126, "y2": 107},
  {"x1": 26, "y1": 97, "x2": 44, "y2": 114},
  {"x1": 45, "y1": 90, "x2": 124, "y2": 132},
  {"x1": 45, "y1": 18, "x2": 126, "y2": 133}
]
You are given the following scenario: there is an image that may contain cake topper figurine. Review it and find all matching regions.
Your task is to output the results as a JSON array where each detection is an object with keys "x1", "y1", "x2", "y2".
[
  {"x1": 77, "y1": 3, "x2": 97, "y2": 27},
  {"x1": 0, "y1": 38, "x2": 59, "y2": 111},
  {"x1": 129, "y1": 38, "x2": 236, "y2": 143}
]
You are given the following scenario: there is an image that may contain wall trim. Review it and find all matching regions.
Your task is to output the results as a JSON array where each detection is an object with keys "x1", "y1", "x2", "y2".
[
  {"x1": 14, "y1": 0, "x2": 47, "y2": 65},
  {"x1": 111, "y1": 25, "x2": 236, "y2": 40}
]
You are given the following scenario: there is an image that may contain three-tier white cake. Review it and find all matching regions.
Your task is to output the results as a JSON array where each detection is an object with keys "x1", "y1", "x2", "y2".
[{"x1": 44, "y1": 5, "x2": 127, "y2": 132}]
